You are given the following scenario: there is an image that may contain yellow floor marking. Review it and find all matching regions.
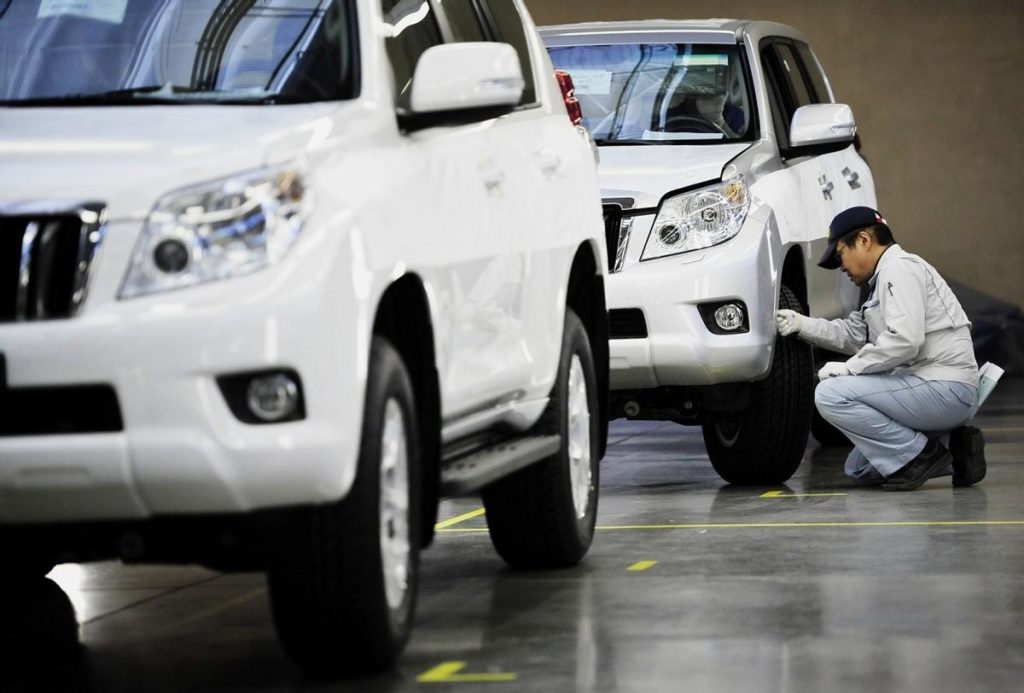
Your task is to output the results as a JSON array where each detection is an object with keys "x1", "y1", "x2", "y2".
[
  {"x1": 417, "y1": 661, "x2": 517, "y2": 683},
  {"x1": 437, "y1": 519, "x2": 1024, "y2": 533},
  {"x1": 627, "y1": 560, "x2": 658, "y2": 571},
  {"x1": 761, "y1": 490, "x2": 848, "y2": 498},
  {"x1": 595, "y1": 520, "x2": 1024, "y2": 530},
  {"x1": 435, "y1": 507, "x2": 485, "y2": 530}
]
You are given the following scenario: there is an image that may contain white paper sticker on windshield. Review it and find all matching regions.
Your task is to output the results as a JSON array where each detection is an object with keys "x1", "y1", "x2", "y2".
[
  {"x1": 673, "y1": 54, "x2": 729, "y2": 67},
  {"x1": 38, "y1": 0, "x2": 128, "y2": 24},
  {"x1": 569, "y1": 70, "x2": 613, "y2": 96}
]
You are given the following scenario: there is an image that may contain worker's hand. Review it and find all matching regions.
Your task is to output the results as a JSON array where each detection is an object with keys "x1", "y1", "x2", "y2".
[
  {"x1": 776, "y1": 309, "x2": 807, "y2": 337},
  {"x1": 818, "y1": 361, "x2": 851, "y2": 380}
]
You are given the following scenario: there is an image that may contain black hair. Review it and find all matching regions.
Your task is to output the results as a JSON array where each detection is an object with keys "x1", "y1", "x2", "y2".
[{"x1": 839, "y1": 223, "x2": 894, "y2": 248}]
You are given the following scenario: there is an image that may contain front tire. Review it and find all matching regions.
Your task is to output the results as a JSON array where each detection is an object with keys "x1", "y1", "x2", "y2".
[
  {"x1": 267, "y1": 338, "x2": 420, "y2": 677},
  {"x1": 701, "y1": 285, "x2": 814, "y2": 484},
  {"x1": 482, "y1": 309, "x2": 600, "y2": 569}
]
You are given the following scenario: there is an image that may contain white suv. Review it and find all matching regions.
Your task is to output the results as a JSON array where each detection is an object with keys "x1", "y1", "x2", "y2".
[
  {"x1": 543, "y1": 20, "x2": 877, "y2": 484},
  {"x1": 0, "y1": 0, "x2": 608, "y2": 675}
]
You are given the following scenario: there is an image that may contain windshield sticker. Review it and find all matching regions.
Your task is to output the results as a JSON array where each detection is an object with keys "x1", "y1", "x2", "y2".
[
  {"x1": 641, "y1": 130, "x2": 724, "y2": 141},
  {"x1": 569, "y1": 70, "x2": 613, "y2": 96},
  {"x1": 38, "y1": 0, "x2": 128, "y2": 24},
  {"x1": 673, "y1": 54, "x2": 729, "y2": 67}
]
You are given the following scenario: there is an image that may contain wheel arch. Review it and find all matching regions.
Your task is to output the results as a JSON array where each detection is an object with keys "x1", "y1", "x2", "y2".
[
  {"x1": 565, "y1": 241, "x2": 609, "y2": 458},
  {"x1": 372, "y1": 274, "x2": 441, "y2": 548}
]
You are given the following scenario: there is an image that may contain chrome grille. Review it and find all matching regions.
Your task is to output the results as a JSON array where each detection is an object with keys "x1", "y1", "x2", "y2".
[
  {"x1": 0, "y1": 202, "x2": 106, "y2": 322},
  {"x1": 601, "y1": 200, "x2": 634, "y2": 273}
]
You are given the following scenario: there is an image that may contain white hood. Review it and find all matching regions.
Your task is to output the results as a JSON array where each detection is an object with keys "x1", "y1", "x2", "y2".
[
  {"x1": 598, "y1": 143, "x2": 752, "y2": 209},
  {"x1": 0, "y1": 102, "x2": 366, "y2": 220}
]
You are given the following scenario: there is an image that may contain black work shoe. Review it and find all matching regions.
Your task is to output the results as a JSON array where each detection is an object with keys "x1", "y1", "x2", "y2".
[
  {"x1": 882, "y1": 439, "x2": 953, "y2": 491},
  {"x1": 950, "y1": 425, "x2": 986, "y2": 487}
]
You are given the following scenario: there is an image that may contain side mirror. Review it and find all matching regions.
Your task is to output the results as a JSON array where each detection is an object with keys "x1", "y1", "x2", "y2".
[
  {"x1": 788, "y1": 103, "x2": 857, "y2": 153},
  {"x1": 403, "y1": 42, "x2": 524, "y2": 129}
]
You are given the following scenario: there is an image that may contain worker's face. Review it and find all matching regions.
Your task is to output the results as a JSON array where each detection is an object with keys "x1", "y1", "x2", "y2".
[{"x1": 835, "y1": 230, "x2": 874, "y2": 286}]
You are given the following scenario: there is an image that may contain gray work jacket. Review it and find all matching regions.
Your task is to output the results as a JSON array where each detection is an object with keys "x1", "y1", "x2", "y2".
[{"x1": 800, "y1": 244, "x2": 979, "y2": 387}]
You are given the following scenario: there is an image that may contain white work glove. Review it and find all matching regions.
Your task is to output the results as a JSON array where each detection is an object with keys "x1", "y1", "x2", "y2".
[
  {"x1": 818, "y1": 361, "x2": 851, "y2": 380},
  {"x1": 776, "y1": 309, "x2": 807, "y2": 337}
]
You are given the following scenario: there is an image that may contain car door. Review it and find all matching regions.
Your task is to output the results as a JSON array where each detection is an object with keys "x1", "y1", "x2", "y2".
[
  {"x1": 765, "y1": 39, "x2": 837, "y2": 238},
  {"x1": 792, "y1": 41, "x2": 877, "y2": 217},
  {"x1": 447, "y1": 0, "x2": 569, "y2": 394},
  {"x1": 757, "y1": 38, "x2": 844, "y2": 316},
  {"x1": 787, "y1": 40, "x2": 865, "y2": 317},
  {"x1": 381, "y1": 0, "x2": 523, "y2": 417}
]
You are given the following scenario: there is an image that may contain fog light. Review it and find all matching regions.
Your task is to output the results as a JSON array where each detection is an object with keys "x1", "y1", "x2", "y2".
[
  {"x1": 246, "y1": 373, "x2": 299, "y2": 422},
  {"x1": 713, "y1": 303, "x2": 745, "y2": 331}
]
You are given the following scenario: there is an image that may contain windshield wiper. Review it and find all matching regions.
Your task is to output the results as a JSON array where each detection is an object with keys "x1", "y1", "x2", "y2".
[{"x1": 0, "y1": 84, "x2": 211, "y2": 106}]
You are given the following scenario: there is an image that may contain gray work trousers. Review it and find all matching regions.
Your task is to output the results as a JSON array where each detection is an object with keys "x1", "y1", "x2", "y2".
[{"x1": 814, "y1": 374, "x2": 977, "y2": 483}]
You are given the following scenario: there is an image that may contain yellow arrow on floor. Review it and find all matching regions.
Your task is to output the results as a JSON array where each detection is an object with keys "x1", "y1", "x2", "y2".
[
  {"x1": 417, "y1": 661, "x2": 517, "y2": 683},
  {"x1": 760, "y1": 490, "x2": 847, "y2": 498}
]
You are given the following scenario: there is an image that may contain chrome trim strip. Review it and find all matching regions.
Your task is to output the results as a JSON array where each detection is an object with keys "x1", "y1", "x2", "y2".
[
  {"x1": 613, "y1": 218, "x2": 633, "y2": 274},
  {"x1": 70, "y1": 204, "x2": 108, "y2": 316},
  {"x1": 16, "y1": 221, "x2": 39, "y2": 320}
]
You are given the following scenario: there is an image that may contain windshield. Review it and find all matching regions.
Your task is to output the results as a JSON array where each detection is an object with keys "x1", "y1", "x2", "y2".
[
  {"x1": 0, "y1": 0, "x2": 356, "y2": 105},
  {"x1": 547, "y1": 43, "x2": 755, "y2": 145}
]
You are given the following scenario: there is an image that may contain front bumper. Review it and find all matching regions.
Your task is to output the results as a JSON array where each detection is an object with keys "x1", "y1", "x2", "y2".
[
  {"x1": 606, "y1": 212, "x2": 779, "y2": 390},
  {"x1": 0, "y1": 221, "x2": 365, "y2": 524}
]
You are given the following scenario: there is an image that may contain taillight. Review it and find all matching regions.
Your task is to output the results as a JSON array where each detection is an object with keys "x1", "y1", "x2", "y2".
[{"x1": 554, "y1": 70, "x2": 583, "y2": 126}]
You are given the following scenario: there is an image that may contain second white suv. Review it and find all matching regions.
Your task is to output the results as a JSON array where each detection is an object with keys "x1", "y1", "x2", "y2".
[
  {"x1": 544, "y1": 20, "x2": 877, "y2": 484},
  {"x1": 0, "y1": 0, "x2": 607, "y2": 676}
]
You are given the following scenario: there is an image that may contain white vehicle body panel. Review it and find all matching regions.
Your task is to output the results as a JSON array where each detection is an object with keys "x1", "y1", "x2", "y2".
[{"x1": 0, "y1": 0, "x2": 605, "y2": 523}]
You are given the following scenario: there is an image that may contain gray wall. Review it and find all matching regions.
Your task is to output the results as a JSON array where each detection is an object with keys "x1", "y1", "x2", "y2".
[{"x1": 526, "y1": 0, "x2": 1024, "y2": 307}]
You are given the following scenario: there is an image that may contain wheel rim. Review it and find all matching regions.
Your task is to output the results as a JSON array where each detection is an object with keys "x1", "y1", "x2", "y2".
[
  {"x1": 567, "y1": 354, "x2": 592, "y2": 520},
  {"x1": 379, "y1": 398, "x2": 410, "y2": 612},
  {"x1": 715, "y1": 419, "x2": 742, "y2": 447}
]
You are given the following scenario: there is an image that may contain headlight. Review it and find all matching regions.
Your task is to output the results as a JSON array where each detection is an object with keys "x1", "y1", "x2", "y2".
[
  {"x1": 119, "y1": 167, "x2": 307, "y2": 299},
  {"x1": 641, "y1": 176, "x2": 749, "y2": 261}
]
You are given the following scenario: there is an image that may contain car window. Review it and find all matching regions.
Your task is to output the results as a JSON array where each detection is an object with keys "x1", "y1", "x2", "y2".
[
  {"x1": 477, "y1": 0, "x2": 536, "y2": 105},
  {"x1": 382, "y1": 0, "x2": 443, "y2": 107},
  {"x1": 759, "y1": 43, "x2": 794, "y2": 150},
  {"x1": 774, "y1": 44, "x2": 814, "y2": 110},
  {"x1": 548, "y1": 43, "x2": 754, "y2": 144},
  {"x1": 440, "y1": 0, "x2": 488, "y2": 42},
  {"x1": 794, "y1": 42, "x2": 832, "y2": 103}
]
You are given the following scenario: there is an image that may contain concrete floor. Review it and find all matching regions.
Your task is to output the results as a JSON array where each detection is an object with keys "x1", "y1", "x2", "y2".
[{"x1": 5, "y1": 380, "x2": 1024, "y2": 692}]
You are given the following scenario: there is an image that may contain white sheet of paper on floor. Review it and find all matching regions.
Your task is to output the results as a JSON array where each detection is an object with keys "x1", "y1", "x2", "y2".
[{"x1": 971, "y1": 361, "x2": 1004, "y2": 417}]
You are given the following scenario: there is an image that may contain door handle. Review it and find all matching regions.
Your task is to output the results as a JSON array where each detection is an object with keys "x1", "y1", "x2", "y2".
[
  {"x1": 478, "y1": 157, "x2": 504, "y2": 196},
  {"x1": 533, "y1": 147, "x2": 563, "y2": 178},
  {"x1": 482, "y1": 170, "x2": 505, "y2": 196}
]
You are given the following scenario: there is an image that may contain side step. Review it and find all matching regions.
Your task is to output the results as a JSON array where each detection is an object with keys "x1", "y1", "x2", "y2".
[{"x1": 440, "y1": 434, "x2": 560, "y2": 497}]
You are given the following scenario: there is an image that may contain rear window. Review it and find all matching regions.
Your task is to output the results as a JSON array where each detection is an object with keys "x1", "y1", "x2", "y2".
[{"x1": 547, "y1": 43, "x2": 755, "y2": 144}]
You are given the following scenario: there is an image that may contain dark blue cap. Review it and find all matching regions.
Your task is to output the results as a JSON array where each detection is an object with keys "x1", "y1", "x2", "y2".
[{"x1": 818, "y1": 206, "x2": 891, "y2": 269}]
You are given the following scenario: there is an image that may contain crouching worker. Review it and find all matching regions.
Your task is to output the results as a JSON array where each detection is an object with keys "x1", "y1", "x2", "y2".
[{"x1": 776, "y1": 206, "x2": 986, "y2": 490}]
